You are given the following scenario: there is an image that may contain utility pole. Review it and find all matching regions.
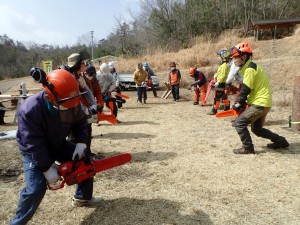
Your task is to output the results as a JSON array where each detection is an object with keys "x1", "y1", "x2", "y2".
[{"x1": 90, "y1": 31, "x2": 94, "y2": 64}]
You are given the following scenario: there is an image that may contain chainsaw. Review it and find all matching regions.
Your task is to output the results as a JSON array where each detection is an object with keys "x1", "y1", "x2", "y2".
[{"x1": 48, "y1": 152, "x2": 131, "y2": 190}]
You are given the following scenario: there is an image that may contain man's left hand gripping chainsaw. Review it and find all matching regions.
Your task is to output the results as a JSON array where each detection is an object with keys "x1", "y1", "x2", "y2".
[{"x1": 48, "y1": 152, "x2": 131, "y2": 190}]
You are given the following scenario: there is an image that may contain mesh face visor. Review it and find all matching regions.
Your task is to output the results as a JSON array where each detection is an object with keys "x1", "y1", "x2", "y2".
[
  {"x1": 231, "y1": 47, "x2": 242, "y2": 57},
  {"x1": 58, "y1": 104, "x2": 87, "y2": 124},
  {"x1": 56, "y1": 91, "x2": 88, "y2": 124}
]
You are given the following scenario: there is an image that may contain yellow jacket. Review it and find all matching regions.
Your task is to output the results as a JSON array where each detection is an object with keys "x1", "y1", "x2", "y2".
[
  {"x1": 240, "y1": 60, "x2": 272, "y2": 107},
  {"x1": 133, "y1": 69, "x2": 148, "y2": 87}
]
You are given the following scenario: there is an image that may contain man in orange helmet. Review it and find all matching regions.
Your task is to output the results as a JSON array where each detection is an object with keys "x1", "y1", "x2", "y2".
[
  {"x1": 189, "y1": 67, "x2": 208, "y2": 106},
  {"x1": 231, "y1": 42, "x2": 289, "y2": 154},
  {"x1": 168, "y1": 62, "x2": 181, "y2": 101},
  {"x1": 10, "y1": 69, "x2": 102, "y2": 224}
]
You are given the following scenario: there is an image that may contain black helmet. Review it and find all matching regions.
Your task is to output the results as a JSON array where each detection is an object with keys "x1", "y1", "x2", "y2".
[
  {"x1": 59, "y1": 65, "x2": 70, "y2": 72},
  {"x1": 85, "y1": 65, "x2": 96, "y2": 76}
]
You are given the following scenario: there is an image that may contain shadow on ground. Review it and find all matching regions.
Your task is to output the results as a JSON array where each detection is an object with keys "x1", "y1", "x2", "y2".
[
  {"x1": 80, "y1": 198, "x2": 213, "y2": 225},
  {"x1": 258, "y1": 142, "x2": 300, "y2": 154}
]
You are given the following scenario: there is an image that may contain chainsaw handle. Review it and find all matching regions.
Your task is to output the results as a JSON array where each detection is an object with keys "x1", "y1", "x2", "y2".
[
  {"x1": 47, "y1": 179, "x2": 65, "y2": 191},
  {"x1": 83, "y1": 149, "x2": 91, "y2": 165}
]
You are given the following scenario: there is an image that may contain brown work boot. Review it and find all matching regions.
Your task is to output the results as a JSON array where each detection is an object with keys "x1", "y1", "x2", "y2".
[
  {"x1": 233, "y1": 146, "x2": 255, "y2": 154},
  {"x1": 267, "y1": 137, "x2": 289, "y2": 149}
]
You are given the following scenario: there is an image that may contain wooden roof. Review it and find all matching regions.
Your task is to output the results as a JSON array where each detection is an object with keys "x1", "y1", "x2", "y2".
[{"x1": 250, "y1": 18, "x2": 300, "y2": 29}]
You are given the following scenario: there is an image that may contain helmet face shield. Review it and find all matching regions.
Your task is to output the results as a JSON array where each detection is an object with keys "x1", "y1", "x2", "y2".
[
  {"x1": 56, "y1": 90, "x2": 88, "y2": 124},
  {"x1": 233, "y1": 57, "x2": 244, "y2": 67},
  {"x1": 58, "y1": 104, "x2": 87, "y2": 124},
  {"x1": 231, "y1": 47, "x2": 241, "y2": 57}
]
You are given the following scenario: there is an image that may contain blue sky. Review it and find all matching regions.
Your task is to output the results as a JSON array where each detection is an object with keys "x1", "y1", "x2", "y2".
[{"x1": 0, "y1": 0, "x2": 140, "y2": 46}]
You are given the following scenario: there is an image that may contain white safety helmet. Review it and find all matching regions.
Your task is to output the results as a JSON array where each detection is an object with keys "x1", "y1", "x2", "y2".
[
  {"x1": 100, "y1": 63, "x2": 110, "y2": 76},
  {"x1": 108, "y1": 61, "x2": 115, "y2": 69}
]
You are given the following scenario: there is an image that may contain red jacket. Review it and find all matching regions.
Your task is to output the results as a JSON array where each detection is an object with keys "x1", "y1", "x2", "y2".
[{"x1": 84, "y1": 76, "x2": 104, "y2": 105}]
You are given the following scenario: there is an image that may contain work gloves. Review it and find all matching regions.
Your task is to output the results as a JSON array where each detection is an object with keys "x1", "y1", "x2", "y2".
[
  {"x1": 43, "y1": 166, "x2": 61, "y2": 184},
  {"x1": 72, "y1": 143, "x2": 86, "y2": 160},
  {"x1": 111, "y1": 91, "x2": 117, "y2": 98},
  {"x1": 233, "y1": 102, "x2": 246, "y2": 112}
]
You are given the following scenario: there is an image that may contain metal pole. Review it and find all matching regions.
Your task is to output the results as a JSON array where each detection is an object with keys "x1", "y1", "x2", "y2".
[{"x1": 91, "y1": 31, "x2": 94, "y2": 64}]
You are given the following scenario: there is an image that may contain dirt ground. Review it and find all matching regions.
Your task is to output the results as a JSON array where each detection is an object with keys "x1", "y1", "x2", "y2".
[
  {"x1": 1, "y1": 31, "x2": 300, "y2": 225},
  {"x1": 0, "y1": 84, "x2": 300, "y2": 225}
]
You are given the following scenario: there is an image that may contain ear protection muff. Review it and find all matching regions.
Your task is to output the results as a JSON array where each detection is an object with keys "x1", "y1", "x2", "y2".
[{"x1": 30, "y1": 67, "x2": 59, "y2": 103}]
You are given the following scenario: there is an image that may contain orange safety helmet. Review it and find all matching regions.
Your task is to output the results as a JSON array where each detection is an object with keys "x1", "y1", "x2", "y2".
[
  {"x1": 189, "y1": 67, "x2": 197, "y2": 76},
  {"x1": 231, "y1": 42, "x2": 252, "y2": 57},
  {"x1": 44, "y1": 69, "x2": 81, "y2": 109}
]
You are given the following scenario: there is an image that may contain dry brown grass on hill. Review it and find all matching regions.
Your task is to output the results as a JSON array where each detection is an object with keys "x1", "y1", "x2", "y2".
[{"x1": 116, "y1": 26, "x2": 300, "y2": 99}]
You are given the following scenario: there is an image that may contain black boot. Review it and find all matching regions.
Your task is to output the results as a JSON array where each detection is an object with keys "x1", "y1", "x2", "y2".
[
  {"x1": 267, "y1": 137, "x2": 289, "y2": 149},
  {"x1": 207, "y1": 107, "x2": 217, "y2": 115}
]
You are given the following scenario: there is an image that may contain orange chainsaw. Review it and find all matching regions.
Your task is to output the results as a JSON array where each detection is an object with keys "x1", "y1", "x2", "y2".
[
  {"x1": 48, "y1": 152, "x2": 131, "y2": 190},
  {"x1": 216, "y1": 105, "x2": 248, "y2": 118}
]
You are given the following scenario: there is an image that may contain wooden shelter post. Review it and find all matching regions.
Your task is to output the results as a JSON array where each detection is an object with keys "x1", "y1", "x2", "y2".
[{"x1": 290, "y1": 76, "x2": 300, "y2": 132}]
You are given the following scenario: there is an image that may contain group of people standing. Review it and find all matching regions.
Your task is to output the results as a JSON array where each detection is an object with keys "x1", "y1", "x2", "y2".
[{"x1": 9, "y1": 42, "x2": 290, "y2": 224}]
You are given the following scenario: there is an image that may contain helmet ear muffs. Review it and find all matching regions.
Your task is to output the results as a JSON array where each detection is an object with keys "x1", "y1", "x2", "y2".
[{"x1": 30, "y1": 67, "x2": 60, "y2": 102}]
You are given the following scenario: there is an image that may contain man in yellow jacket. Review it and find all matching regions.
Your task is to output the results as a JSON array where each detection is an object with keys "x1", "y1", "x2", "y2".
[
  {"x1": 231, "y1": 42, "x2": 289, "y2": 154},
  {"x1": 133, "y1": 63, "x2": 148, "y2": 104}
]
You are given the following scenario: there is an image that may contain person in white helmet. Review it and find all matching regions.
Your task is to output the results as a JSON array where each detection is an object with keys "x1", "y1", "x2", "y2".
[
  {"x1": 108, "y1": 62, "x2": 123, "y2": 108},
  {"x1": 97, "y1": 63, "x2": 120, "y2": 122}
]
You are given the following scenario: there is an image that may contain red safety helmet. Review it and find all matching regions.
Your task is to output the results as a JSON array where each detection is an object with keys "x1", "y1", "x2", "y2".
[
  {"x1": 231, "y1": 42, "x2": 252, "y2": 57},
  {"x1": 189, "y1": 67, "x2": 197, "y2": 76},
  {"x1": 44, "y1": 69, "x2": 81, "y2": 109}
]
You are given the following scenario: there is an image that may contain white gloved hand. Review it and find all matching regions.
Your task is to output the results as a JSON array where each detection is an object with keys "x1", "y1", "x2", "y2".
[
  {"x1": 214, "y1": 82, "x2": 219, "y2": 87},
  {"x1": 111, "y1": 91, "x2": 117, "y2": 98},
  {"x1": 43, "y1": 166, "x2": 61, "y2": 184},
  {"x1": 72, "y1": 143, "x2": 86, "y2": 160}
]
